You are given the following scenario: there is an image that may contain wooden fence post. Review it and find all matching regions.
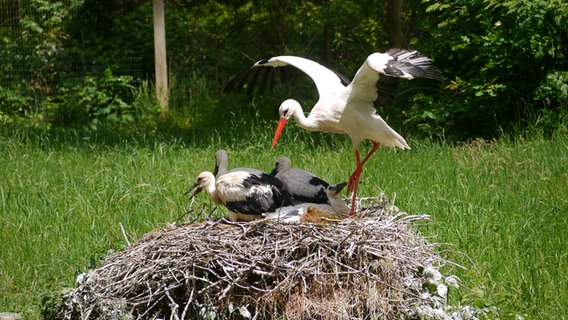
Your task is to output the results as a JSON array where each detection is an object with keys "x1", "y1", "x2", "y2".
[{"x1": 153, "y1": 0, "x2": 168, "y2": 113}]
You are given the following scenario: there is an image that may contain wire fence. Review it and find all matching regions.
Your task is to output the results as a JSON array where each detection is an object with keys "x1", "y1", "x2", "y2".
[
  {"x1": 1, "y1": 1, "x2": 32, "y2": 87},
  {"x1": 0, "y1": 0, "x2": 144, "y2": 90}
]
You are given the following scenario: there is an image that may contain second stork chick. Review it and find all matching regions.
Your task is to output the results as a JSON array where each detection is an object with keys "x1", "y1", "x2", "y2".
[
  {"x1": 270, "y1": 156, "x2": 337, "y2": 205},
  {"x1": 213, "y1": 149, "x2": 263, "y2": 177}
]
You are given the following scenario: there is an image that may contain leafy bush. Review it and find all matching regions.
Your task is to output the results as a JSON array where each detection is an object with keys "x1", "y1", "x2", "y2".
[
  {"x1": 404, "y1": 0, "x2": 568, "y2": 139},
  {"x1": 0, "y1": 86, "x2": 36, "y2": 123},
  {"x1": 535, "y1": 71, "x2": 568, "y2": 105},
  {"x1": 53, "y1": 69, "x2": 141, "y2": 128}
]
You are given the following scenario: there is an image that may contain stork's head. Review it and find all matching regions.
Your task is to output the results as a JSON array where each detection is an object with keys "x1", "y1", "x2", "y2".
[
  {"x1": 269, "y1": 156, "x2": 292, "y2": 176},
  {"x1": 271, "y1": 99, "x2": 301, "y2": 150},
  {"x1": 327, "y1": 182, "x2": 347, "y2": 198},
  {"x1": 185, "y1": 171, "x2": 215, "y2": 199},
  {"x1": 326, "y1": 182, "x2": 350, "y2": 216}
]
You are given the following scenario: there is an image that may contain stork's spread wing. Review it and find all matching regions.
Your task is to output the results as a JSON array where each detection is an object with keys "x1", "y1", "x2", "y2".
[
  {"x1": 382, "y1": 49, "x2": 446, "y2": 81},
  {"x1": 375, "y1": 76, "x2": 400, "y2": 107},
  {"x1": 225, "y1": 63, "x2": 306, "y2": 94},
  {"x1": 225, "y1": 56, "x2": 351, "y2": 98},
  {"x1": 350, "y1": 49, "x2": 445, "y2": 107}
]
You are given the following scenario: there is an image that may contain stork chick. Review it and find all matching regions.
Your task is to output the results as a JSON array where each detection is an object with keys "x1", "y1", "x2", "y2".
[
  {"x1": 187, "y1": 170, "x2": 293, "y2": 222},
  {"x1": 270, "y1": 156, "x2": 335, "y2": 205}
]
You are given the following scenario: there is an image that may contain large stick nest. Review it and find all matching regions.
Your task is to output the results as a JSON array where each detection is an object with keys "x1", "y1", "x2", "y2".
[{"x1": 54, "y1": 196, "x2": 469, "y2": 320}]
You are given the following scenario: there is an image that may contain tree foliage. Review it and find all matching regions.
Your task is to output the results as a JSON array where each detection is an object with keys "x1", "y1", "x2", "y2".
[
  {"x1": 403, "y1": 0, "x2": 568, "y2": 138},
  {"x1": 0, "y1": 0, "x2": 566, "y2": 138}
]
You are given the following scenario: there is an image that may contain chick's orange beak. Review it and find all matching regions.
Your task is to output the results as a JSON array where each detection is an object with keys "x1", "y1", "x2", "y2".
[{"x1": 271, "y1": 117, "x2": 288, "y2": 151}]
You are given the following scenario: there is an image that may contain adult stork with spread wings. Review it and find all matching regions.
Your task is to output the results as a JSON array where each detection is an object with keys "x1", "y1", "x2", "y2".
[{"x1": 226, "y1": 49, "x2": 444, "y2": 215}]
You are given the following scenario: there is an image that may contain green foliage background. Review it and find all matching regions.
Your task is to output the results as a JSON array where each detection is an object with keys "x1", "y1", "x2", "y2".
[
  {"x1": 411, "y1": 0, "x2": 568, "y2": 139},
  {"x1": 1, "y1": 0, "x2": 566, "y2": 138}
]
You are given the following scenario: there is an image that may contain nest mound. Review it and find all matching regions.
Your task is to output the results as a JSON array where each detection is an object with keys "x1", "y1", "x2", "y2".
[{"x1": 55, "y1": 197, "x2": 467, "y2": 320}]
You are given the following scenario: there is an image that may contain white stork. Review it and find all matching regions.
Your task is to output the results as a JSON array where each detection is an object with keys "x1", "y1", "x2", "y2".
[
  {"x1": 227, "y1": 49, "x2": 444, "y2": 215},
  {"x1": 269, "y1": 156, "x2": 334, "y2": 205},
  {"x1": 263, "y1": 182, "x2": 350, "y2": 222},
  {"x1": 187, "y1": 170, "x2": 293, "y2": 222}
]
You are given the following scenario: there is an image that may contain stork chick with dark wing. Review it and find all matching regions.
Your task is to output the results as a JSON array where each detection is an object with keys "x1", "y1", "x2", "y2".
[
  {"x1": 270, "y1": 156, "x2": 340, "y2": 205},
  {"x1": 188, "y1": 169, "x2": 293, "y2": 222}
]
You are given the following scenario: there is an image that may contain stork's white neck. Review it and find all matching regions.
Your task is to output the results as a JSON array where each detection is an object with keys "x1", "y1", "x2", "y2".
[
  {"x1": 288, "y1": 100, "x2": 319, "y2": 131},
  {"x1": 205, "y1": 180, "x2": 221, "y2": 204}
]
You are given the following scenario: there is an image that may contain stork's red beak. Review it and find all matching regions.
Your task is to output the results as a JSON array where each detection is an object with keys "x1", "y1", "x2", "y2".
[{"x1": 271, "y1": 117, "x2": 288, "y2": 150}]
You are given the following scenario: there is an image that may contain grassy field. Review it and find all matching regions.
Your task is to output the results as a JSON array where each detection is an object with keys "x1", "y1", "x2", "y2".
[{"x1": 0, "y1": 124, "x2": 566, "y2": 319}]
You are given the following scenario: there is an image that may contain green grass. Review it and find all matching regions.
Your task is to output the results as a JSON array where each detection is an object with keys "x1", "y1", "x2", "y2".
[{"x1": 0, "y1": 124, "x2": 566, "y2": 319}]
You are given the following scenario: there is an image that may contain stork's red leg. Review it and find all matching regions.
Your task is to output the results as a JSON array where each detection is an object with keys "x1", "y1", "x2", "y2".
[
  {"x1": 348, "y1": 150, "x2": 363, "y2": 216},
  {"x1": 348, "y1": 142, "x2": 380, "y2": 192},
  {"x1": 347, "y1": 142, "x2": 381, "y2": 216},
  {"x1": 348, "y1": 149, "x2": 362, "y2": 193},
  {"x1": 349, "y1": 182, "x2": 359, "y2": 216},
  {"x1": 360, "y1": 142, "x2": 381, "y2": 166}
]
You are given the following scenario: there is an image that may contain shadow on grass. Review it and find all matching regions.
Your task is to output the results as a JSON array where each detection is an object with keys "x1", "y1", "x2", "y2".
[{"x1": 0, "y1": 109, "x2": 341, "y2": 154}]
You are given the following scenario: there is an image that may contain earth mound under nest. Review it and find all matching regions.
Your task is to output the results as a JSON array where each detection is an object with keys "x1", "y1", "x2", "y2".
[{"x1": 54, "y1": 196, "x2": 474, "y2": 320}]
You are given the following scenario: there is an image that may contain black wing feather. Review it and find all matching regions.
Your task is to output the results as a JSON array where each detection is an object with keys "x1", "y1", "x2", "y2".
[
  {"x1": 242, "y1": 172, "x2": 293, "y2": 205},
  {"x1": 239, "y1": 172, "x2": 285, "y2": 189},
  {"x1": 308, "y1": 176, "x2": 329, "y2": 188},
  {"x1": 258, "y1": 66, "x2": 273, "y2": 93},
  {"x1": 225, "y1": 183, "x2": 293, "y2": 215},
  {"x1": 224, "y1": 68, "x2": 251, "y2": 93},
  {"x1": 375, "y1": 49, "x2": 446, "y2": 107},
  {"x1": 284, "y1": 176, "x2": 330, "y2": 204},
  {"x1": 386, "y1": 49, "x2": 446, "y2": 81},
  {"x1": 375, "y1": 76, "x2": 400, "y2": 107},
  {"x1": 295, "y1": 176, "x2": 329, "y2": 204},
  {"x1": 290, "y1": 189, "x2": 328, "y2": 204}
]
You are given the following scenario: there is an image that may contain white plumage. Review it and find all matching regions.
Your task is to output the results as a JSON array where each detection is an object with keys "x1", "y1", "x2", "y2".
[
  {"x1": 269, "y1": 156, "x2": 333, "y2": 205},
  {"x1": 228, "y1": 49, "x2": 444, "y2": 215},
  {"x1": 187, "y1": 170, "x2": 293, "y2": 222}
]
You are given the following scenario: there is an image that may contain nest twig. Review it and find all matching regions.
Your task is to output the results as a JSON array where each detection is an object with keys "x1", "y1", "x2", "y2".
[{"x1": 55, "y1": 196, "x2": 467, "y2": 320}]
